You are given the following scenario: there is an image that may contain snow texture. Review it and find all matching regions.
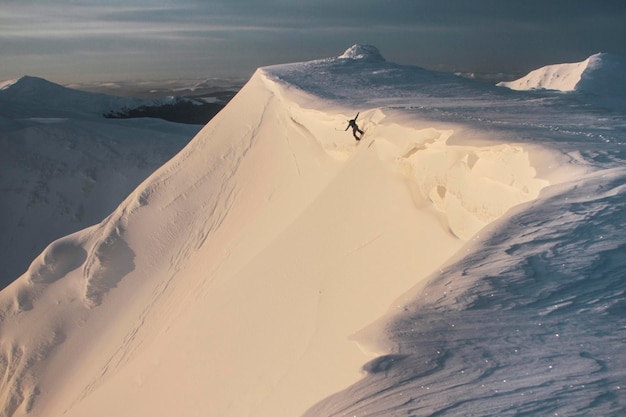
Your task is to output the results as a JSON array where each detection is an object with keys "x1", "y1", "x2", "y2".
[
  {"x1": 1, "y1": 45, "x2": 625, "y2": 417},
  {"x1": 0, "y1": 77, "x2": 199, "y2": 287},
  {"x1": 497, "y1": 53, "x2": 626, "y2": 111}
]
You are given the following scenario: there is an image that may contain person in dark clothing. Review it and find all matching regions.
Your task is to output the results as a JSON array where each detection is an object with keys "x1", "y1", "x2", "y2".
[{"x1": 346, "y1": 118, "x2": 364, "y2": 140}]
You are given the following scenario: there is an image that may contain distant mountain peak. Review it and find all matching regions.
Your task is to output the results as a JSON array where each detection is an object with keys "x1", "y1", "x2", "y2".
[
  {"x1": 339, "y1": 44, "x2": 385, "y2": 62},
  {"x1": 13, "y1": 74, "x2": 58, "y2": 86},
  {"x1": 0, "y1": 75, "x2": 77, "y2": 98},
  {"x1": 497, "y1": 52, "x2": 626, "y2": 97},
  {"x1": 1, "y1": 75, "x2": 55, "y2": 90}
]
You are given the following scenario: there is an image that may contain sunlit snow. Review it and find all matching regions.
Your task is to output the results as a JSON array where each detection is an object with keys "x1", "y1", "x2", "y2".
[
  {"x1": 0, "y1": 77, "x2": 201, "y2": 287},
  {"x1": 1, "y1": 45, "x2": 625, "y2": 417}
]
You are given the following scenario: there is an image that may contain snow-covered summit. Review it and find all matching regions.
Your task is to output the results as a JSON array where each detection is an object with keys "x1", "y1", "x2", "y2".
[
  {"x1": 1, "y1": 46, "x2": 625, "y2": 417},
  {"x1": 497, "y1": 53, "x2": 626, "y2": 96},
  {"x1": 0, "y1": 76, "x2": 200, "y2": 290},
  {"x1": 2, "y1": 75, "x2": 67, "y2": 93},
  {"x1": 1, "y1": 75, "x2": 129, "y2": 116},
  {"x1": 497, "y1": 56, "x2": 591, "y2": 92},
  {"x1": 264, "y1": 44, "x2": 483, "y2": 106},
  {"x1": 338, "y1": 44, "x2": 385, "y2": 61},
  {"x1": 0, "y1": 75, "x2": 183, "y2": 119}
]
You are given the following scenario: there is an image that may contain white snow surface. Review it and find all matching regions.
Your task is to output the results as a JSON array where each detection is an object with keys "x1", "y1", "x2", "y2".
[
  {"x1": 1, "y1": 45, "x2": 626, "y2": 417},
  {"x1": 498, "y1": 52, "x2": 626, "y2": 96},
  {"x1": 0, "y1": 76, "x2": 199, "y2": 287},
  {"x1": 497, "y1": 56, "x2": 592, "y2": 92}
]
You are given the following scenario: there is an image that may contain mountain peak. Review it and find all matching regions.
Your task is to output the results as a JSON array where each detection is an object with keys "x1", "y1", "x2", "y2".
[
  {"x1": 1, "y1": 75, "x2": 49, "y2": 89},
  {"x1": 497, "y1": 52, "x2": 626, "y2": 97},
  {"x1": 338, "y1": 44, "x2": 385, "y2": 62},
  {"x1": 16, "y1": 74, "x2": 57, "y2": 86},
  {"x1": 0, "y1": 75, "x2": 74, "y2": 97}
]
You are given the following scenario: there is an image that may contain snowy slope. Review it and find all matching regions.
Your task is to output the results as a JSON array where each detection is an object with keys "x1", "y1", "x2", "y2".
[
  {"x1": 0, "y1": 75, "x2": 183, "y2": 117},
  {"x1": 497, "y1": 52, "x2": 626, "y2": 96},
  {"x1": 497, "y1": 56, "x2": 592, "y2": 91},
  {"x1": 1, "y1": 45, "x2": 626, "y2": 417},
  {"x1": 0, "y1": 77, "x2": 200, "y2": 288}
]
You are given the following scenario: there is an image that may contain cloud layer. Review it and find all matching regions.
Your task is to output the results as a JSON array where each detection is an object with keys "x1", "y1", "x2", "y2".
[{"x1": 2, "y1": 0, "x2": 625, "y2": 83}]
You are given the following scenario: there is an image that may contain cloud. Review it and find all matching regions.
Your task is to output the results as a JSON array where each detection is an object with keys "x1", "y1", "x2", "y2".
[
  {"x1": 3, "y1": 0, "x2": 624, "y2": 45},
  {"x1": 1, "y1": 0, "x2": 625, "y2": 83}
]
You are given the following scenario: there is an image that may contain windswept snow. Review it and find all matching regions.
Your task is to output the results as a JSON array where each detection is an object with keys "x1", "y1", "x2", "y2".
[
  {"x1": 0, "y1": 77, "x2": 201, "y2": 288},
  {"x1": 338, "y1": 44, "x2": 386, "y2": 61},
  {"x1": 1, "y1": 45, "x2": 626, "y2": 417},
  {"x1": 498, "y1": 52, "x2": 626, "y2": 97},
  {"x1": 497, "y1": 56, "x2": 592, "y2": 92}
]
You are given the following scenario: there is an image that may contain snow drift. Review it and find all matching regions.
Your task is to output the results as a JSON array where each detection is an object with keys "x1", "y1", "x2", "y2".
[
  {"x1": 0, "y1": 77, "x2": 200, "y2": 288},
  {"x1": 3, "y1": 44, "x2": 624, "y2": 417},
  {"x1": 497, "y1": 52, "x2": 626, "y2": 97}
]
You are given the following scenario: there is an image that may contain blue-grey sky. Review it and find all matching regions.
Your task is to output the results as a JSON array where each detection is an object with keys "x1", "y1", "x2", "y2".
[{"x1": 2, "y1": 0, "x2": 625, "y2": 84}]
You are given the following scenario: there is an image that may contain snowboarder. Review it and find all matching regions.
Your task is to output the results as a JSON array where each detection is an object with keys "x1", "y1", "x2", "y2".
[{"x1": 345, "y1": 113, "x2": 364, "y2": 141}]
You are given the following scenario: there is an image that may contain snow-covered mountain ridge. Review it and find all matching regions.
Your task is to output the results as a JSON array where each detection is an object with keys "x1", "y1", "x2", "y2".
[
  {"x1": 1, "y1": 75, "x2": 173, "y2": 117},
  {"x1": 497, "y1": 52, "x2": 626, "y2": 96},
  {"x1": 1, "y1": 45, "x2": 625, "y2": 416},
  {"x1": 0, "y1": 77, "x2": 201, "y2": 289},
  {"x1": 1, "y1": 75, "x2": 225, "y2": 125}
]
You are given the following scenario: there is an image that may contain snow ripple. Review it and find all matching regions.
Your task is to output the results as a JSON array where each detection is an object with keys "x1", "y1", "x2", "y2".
[{"x1": 305, "y1": 169, "x2": 626, "y2": 416}]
